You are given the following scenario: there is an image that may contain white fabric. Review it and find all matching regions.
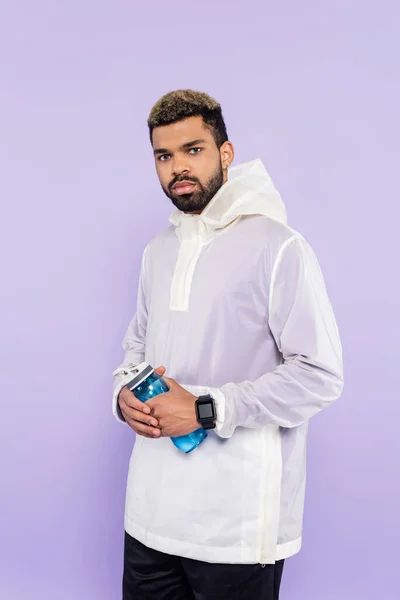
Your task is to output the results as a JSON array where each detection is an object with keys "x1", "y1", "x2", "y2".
[{"x1": 112, "y1": 158, "x2": 343, "y2": 564}]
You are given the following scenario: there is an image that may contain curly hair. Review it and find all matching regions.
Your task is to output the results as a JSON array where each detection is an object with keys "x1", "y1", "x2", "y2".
[{"x1": 147, "y1": 89, "x2": 228, "y2": 148}]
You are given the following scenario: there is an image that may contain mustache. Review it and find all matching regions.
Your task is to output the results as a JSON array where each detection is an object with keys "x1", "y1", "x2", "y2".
[{"x1": 169, "y1": 175, "x2": 200, "y2": 190}]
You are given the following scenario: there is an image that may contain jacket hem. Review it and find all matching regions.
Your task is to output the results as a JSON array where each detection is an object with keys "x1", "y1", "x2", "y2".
[
  {"x1": 124, "y1": 516, "x2": 301, "y2": 564},
  {"x1": 275, "y1": 536, "x2": 302, "y2": 561}
]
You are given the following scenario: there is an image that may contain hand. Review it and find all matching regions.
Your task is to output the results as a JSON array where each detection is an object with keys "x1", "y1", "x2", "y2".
[
  {"x1": 118, "y1": 366, "x2": 166, "y2": 438},
  {"x1": 146, "y1": 377, "x2": 199, "y2": 438}
]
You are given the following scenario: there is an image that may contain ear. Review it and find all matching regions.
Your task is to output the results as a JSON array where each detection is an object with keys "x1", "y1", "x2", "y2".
[{"x1": 220, "y1": 141, "x2": 235, "y2": 171}]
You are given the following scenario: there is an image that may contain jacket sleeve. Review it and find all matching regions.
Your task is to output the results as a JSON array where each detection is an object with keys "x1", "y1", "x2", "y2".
[
  {"x1": 111, "y1": 247, "x2": 149, "y2": 423},
  {"x1": 184, "y1": 235, "x2": 344, "y2": 438}
]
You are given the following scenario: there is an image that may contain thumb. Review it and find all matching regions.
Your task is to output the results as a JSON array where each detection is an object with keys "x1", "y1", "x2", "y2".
[
  {"x1": 163, "y1": 376, "x2": 178, "y2": 391},
  {"x1": 154, "y1": 365, "x2": 166, "y2": 377}
]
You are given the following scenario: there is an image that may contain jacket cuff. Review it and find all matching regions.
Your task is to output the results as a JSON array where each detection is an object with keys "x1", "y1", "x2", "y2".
[
  {"x1": 112, "y1": 363, "x2": 144, "y2": 424},
  {"x1": 112, "y1": 377, "x2": 128, "y2": 423},
  {"x1": 112, "y1": 368, "x2": 140, "y2": 424},
  {"x1": 181, "y1": 384, "x2": 227, "y2": 437}
]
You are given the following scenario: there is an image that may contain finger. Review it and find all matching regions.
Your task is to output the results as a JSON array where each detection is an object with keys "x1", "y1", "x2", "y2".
[
  {"x1": 120, "y1": 405, "x2": 159, "y2": 427},
  {"x1": 126, "y1": 417, "x2": 161, "y2": 438},
  {"x1": 119, "y1": 387, "x2": 151, "y2": 414}
]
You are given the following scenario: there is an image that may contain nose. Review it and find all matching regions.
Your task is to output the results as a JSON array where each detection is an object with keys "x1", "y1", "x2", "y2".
[{"x1": 171, "y1": 155, "x2": 190, "y2": 177}]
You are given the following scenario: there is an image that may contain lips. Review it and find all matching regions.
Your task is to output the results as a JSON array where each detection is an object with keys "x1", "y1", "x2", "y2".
[{"x1": 172, "y1": 181, "x2": 196, "y2": 195}]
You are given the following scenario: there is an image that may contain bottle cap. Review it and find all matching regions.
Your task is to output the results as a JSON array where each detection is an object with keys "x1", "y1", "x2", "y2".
[{"x1": 125, "y1": 362, "x2": 155, "y2": 391}]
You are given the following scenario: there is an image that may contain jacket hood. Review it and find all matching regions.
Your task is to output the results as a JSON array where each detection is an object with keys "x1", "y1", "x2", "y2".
[{"x1": 169, "y1": 158, "x2": 287, "y2": 231}]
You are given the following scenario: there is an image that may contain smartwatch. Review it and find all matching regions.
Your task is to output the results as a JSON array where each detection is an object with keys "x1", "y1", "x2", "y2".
[{"x1": 195, "y1": 394, "x2": 216, "y2": 430}]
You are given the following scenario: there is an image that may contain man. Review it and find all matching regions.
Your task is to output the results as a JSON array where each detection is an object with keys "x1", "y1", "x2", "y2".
[{"x1": 112, "y1": 89, "x2": 343, "y2": 600}]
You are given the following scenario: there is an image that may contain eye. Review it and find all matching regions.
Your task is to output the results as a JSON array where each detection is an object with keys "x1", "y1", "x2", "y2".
[
  {"x1": 158, "y1": 154, "x2": 170, "y2": 162},
  {"x1": 188, "y1": 147, "x2": 202, "y2": 155}
]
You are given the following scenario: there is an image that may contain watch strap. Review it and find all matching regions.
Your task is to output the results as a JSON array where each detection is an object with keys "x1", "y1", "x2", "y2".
[{"x1": 201, "y1": 418, "x2": 216, "y2": 430}]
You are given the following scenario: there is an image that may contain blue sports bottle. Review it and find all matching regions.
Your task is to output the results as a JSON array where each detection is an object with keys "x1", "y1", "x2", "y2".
[{"x1": 125, "y1": 362, "x2": 207, "y2": 454}]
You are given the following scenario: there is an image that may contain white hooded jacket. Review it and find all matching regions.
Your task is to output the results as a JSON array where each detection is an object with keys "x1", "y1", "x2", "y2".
[{"x1": 112, "y1": 159, "x2": 343, "y2": 564}]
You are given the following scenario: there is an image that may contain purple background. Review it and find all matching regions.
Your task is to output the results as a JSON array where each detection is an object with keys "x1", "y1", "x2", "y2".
[{"x1": 1, "y1": 1, "x2": 399, "y2": 598}]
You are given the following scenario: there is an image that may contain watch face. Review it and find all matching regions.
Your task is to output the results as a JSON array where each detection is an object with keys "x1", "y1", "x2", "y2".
[{"x1": 198, "y1": 402, "x2": 214, "y2": 419}]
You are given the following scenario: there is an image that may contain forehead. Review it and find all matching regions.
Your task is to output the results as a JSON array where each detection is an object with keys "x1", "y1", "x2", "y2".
[{"x1": 152, "y1": 116, "x2": 214, "y2": 149}]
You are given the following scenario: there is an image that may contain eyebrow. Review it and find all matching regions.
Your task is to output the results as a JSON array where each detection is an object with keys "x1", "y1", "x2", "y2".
[{"x1": 153, "y1": 139, "x2": 208, "y2": 155}]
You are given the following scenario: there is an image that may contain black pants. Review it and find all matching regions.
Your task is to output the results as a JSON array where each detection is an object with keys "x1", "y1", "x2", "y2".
[{"x1": 123, "y1": 532, "x2": 285, "y2": 600}]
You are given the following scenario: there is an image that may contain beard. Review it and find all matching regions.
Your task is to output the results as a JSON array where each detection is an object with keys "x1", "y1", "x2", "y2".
[{"x1": 161, "y1": 162, "x2": 224, "y2": 213}]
